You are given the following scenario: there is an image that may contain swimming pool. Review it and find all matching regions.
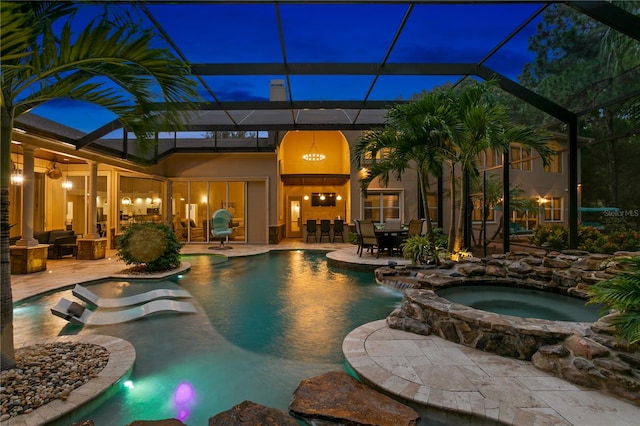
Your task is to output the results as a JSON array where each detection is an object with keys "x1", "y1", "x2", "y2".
[
  {"x1": 13, "y1": 251, "x2": 403, "y2": 425},
  {"x1": 436, "y1": 284, "x2": 601, "y2": 322}
]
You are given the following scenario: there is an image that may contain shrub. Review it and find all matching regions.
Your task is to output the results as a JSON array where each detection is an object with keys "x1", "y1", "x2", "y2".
[
  {"x1": 529, "y1": 224, "x2": 567, "y2": 249},
  {"x1": 401, "y1": 229, "x2": 448, "y2": 265},
  {"x1": 347, "y1": 231, "x2": 359, "y2": 245},
  {"x1": 117, "y1": 222, "x2": 183, "y2": 272},
  {"x1": 531, "y1": 224, "x2": 640, "y2": 254}
]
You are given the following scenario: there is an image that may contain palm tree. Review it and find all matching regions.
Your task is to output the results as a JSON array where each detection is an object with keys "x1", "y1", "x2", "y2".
[
  {"x1": 352, "y1": 90, "x2": 459, "y2": 251},
  {"x1": 446, "y1": 81, "x2": 552, "y2": 252},
  {"x1": 1, "y1": 2, "x2": 199, "y2": 370},
  {"x1": 588, "y1": 256, "x2": 640, "y2": 345}
]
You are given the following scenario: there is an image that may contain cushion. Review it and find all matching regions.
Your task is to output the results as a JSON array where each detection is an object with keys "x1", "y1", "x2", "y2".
[
  {"x1": 67, "y1": 302, "x2": 86, "y2": 318},
  {"x1": 34, "y1": 231, "x2": 50, "y2": 244},
  {"x1": 48, "y1": 229, "x2": 73, "y2": 244}
]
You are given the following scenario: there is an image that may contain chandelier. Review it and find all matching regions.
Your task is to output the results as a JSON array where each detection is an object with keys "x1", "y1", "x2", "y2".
[
  {"x1": 61, "y1": 158, "x2": 73, "y2": 189},
  {"x1": 302, "y1": 132, "x2": 325, "y2": 162},
  {"x1": 10, "y1": 160, "x2": 23, "y2": 185}
]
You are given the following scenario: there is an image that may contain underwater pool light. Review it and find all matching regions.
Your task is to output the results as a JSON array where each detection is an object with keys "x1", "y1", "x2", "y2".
[{"x1": 123, "y1": 380, "x2": 134, "y2": 389}]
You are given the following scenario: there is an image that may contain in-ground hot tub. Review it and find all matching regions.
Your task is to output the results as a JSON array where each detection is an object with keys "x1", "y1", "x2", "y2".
[{"x1": 436, "y1": 284, "x2": 602, "y2": 322}]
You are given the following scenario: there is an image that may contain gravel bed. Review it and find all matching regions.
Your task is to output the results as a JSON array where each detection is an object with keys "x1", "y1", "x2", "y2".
[{"x1": 0, "y1": 343, "x2": 109, "y2": 420}]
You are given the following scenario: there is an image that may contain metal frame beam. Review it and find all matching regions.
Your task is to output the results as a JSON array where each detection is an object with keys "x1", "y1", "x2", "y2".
[{"x1": 566, "y1": 1, "x2": 640, "y2": 41}]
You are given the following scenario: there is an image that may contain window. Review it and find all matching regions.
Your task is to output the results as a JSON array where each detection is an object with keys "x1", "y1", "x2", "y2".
[
  {"x1": 544, "y1": 149, "x2": 563, "y2": 173},
  {"x1": 426, "y1": 192, "x2": 438, "y2": 225},
  {"x1": 543, "y1": 197, "x2": 563, "y2": 222},
  {"x1": 476, "y1": 149, "x2": 502, "y2": 168},
  {"x1": 363, "y1": 192, "x2": 400, "y2": 224},
  {"x1": 363, "y1": 147, "x2": 391, "y2": 163},
  {"x1": 171, "y1": 180, "x2": 246, "y2": 243},
  {"x1": 511, "y1": 207, "x2": 537, "y2": 230},
  {"x1": 471, "y1": 198, "x2": 495, "y2": 222},
  {"x1": 510, "y1": 144, "x2": 532, "y2": 171}
]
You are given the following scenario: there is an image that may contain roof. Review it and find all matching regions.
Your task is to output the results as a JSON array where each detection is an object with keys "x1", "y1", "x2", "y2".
[{"x1": 13, "y1": 1, "x2": 640, "y2": 163}]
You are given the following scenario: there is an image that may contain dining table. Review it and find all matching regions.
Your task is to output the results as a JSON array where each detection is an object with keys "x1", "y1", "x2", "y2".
[{"x1": 374, "y1": 227, "x2": 408, "y2": 257}]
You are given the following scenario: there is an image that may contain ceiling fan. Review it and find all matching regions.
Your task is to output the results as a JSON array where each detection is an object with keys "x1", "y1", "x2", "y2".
[{"x1": 46, "y1": 161, "x2": 62, "y2": 180}]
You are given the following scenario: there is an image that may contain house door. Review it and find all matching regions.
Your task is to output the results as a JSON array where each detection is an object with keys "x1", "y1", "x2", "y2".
[{"x1": 288, "y1": 197, "x2": 302, "y2": 238}]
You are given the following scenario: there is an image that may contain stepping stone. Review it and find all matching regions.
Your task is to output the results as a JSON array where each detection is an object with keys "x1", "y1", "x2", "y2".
[
  {"x1": 209, "y1": 400, "x2": 297, "y2": 425},
  {"x1": 289, "y1": 371, "x2": 419, "y2": 426}
]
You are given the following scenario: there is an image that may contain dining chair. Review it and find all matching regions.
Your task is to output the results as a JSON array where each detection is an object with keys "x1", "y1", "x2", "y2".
[
  {"x1": 305, "y1": 219, "x2": 318, "y2": 243},
  {"x1": 407, "y1": 219, "x2": 425, "y2": 237},
  {"x1": 384, "y1": 218, "x2": 402, "y2": 229},
  {"x1": 332, "y1": 219, "x2": 344, "y2": 242},
  {"x1": 319, "y1": 219, "x2": 332, "y2": 243},
  {"x1": 358, "y1": 219, "x2": 380, "y2": 257},
  {"x1": 354, "y1": 220, "x2": 363, "y2": 255}
]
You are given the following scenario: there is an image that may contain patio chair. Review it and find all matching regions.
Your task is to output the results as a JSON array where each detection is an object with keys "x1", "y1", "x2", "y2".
[
  {"x1": 51, "y1": 297, "x2": 197, "y2": 326},
  {"x1": 407, "y1": 219, "x2": 425, "y2": 237},
  {"x1": 354, "y1": 220, "x2": 363, "y2": 255},
  {"x1": 211, "y1": 209, "x2": 234, "y2": 247},
  {"x1": 72, "y1": 284, "x2": 192, "y2": 308},
  {"x1": 306, "y1": 219, "x2": 318, "y2": 242},
  {"x1": 333, "y1": 219, "x2": 345, "y2": 242},
  {"x1": 358, "y1": 220, "x2": 380, "y2": 257},
  {"x1": 319, "y1": 219, "x2": 332, "y2": 243}
]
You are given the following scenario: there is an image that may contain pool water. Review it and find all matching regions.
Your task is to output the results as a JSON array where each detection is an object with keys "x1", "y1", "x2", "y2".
[
  {"x1": 436, "y1": 285, "x2": 601, "y2": 322},
  {"x1": 13, "y1": 251, "x2": 403, "y2": 425}
]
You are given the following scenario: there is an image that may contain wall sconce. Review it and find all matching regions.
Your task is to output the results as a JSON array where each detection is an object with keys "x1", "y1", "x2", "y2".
[
  {"x1": 537, "y1": 197, "x2": 549, "y2": 205},
  {"x1": 336, "y1": 194, "x2": 342, "y2": 201},
  {"x1": 303, "y1": 194, "x2": 309, "y2": 201},
  {"x1": 121, "y1": 197, "x2": 132, "y2": 205}
]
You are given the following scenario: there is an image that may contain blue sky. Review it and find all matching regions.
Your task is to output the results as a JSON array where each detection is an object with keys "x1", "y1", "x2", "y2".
[{"x1": 28, "y1": 1, "x2": 545, "y2": 134}]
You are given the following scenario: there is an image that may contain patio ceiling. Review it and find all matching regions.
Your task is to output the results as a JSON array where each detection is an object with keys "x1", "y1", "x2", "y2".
[{"x1": 13, "y1": 1, "x2": 640, "y2": 163}]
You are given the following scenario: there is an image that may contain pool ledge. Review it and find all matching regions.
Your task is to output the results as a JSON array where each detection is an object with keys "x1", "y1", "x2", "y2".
[
  {"x1": 4, "y1": 335, "x2": 135, "y2": 426},
  {"x1": 343, "y1": 320, "x2": 639, "y2": 426}
]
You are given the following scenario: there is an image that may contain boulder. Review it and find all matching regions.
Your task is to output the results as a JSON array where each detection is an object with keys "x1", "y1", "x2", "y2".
[
  {"x1": 543, "y1": 257, "x2": 571, "y2": 269},
  {"x1": 457, "y1": 264, "x2": 486, "y2": 277},
  {"x1": 209, "y1": 400, "x2": 297, "y2": 425},
  {"x1": 564, "y1": 335, "x2": 610, "y2": 360},
  {"x1": 128, "y1": 420, "x2": 185, "y2": 426},
  {"x1": 507, "y1": 261, "x2": 533, "y2": 275},
  {"x1": 289, "y1": 371, "x2": 419, "y2": 426}
]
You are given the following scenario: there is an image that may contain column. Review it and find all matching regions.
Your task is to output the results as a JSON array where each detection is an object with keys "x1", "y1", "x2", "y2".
[
  {"x1": 85, "y1": 161, "x2": 99, "y2": 239},
  {"x1": 16, "y1": 145, "x2": 37, "y2": 247}
]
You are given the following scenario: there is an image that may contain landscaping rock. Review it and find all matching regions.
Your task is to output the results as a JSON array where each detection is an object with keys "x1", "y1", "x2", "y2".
[
  {"x1": 209, "y1": 400, "x2": 297, "y2": 425},
  {"x1": 289, "y1": 371, "x2": 419, "y2": 426}
]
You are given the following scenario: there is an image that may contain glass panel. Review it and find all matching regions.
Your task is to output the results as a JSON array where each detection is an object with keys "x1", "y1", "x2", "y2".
[
  {"x1": 188, "y1": 181, "x2": 208, "y2": 242},
  {"x1": 290, "y1": 200, "x2": 301, "y2": 233},
  {"x1": 171, "y1": 181, "x2": 188, "y2": 242},
  {"x1": 228, "y1": 181, "x2": 246, "y2": 242},
  {"x1": 97, "y1": 176, "x2": 108, "y2": 237},
  {"x1": 66, "y1": 175, "x2": 86, "y2": 235}
]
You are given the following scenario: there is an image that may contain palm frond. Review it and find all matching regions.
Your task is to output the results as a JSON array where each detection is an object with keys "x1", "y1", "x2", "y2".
[
  {"x1": 588, "y1": 256, "x2": 640, "y2": 344},
  {"x1": 4, "y1": 2, "x2": 200, "y2": 144}
]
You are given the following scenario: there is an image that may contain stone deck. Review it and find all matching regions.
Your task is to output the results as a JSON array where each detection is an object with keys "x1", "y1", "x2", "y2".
[{"x1": 344, "y1": 319, "x2": 639, "y2": 426}]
